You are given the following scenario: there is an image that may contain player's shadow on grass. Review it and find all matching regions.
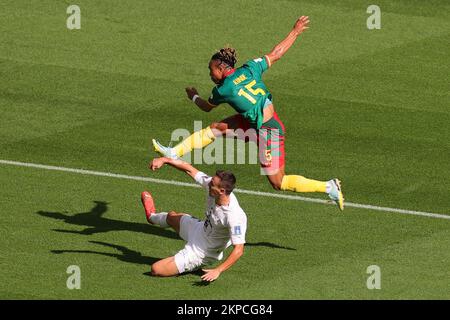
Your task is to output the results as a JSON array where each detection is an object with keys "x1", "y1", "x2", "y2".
[
  {"x1": 53, "y1": 241, "x2": 209, "y2": 283},
  {"x1": 142, "y1": 269, "x2": 208, "y2": 284},
  {"x1": 246, "y1": 242, "x2": 296, "y2": 251},
  {"x1": 37, "y1": 200, "x2": 178, "y2": 240},
  {"x1": 52, "y1": 241, "x2": 160, "y2": 266}
]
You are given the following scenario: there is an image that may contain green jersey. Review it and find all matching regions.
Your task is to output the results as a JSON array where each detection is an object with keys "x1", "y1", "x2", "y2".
[{"x1": 208, "y1": 56, "x2": 272, "y2": 129}]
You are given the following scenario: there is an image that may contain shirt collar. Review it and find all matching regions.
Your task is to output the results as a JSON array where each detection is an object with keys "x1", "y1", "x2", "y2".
[{"x1": 223, "y1": 68, "x2": 236, "y2": 78}]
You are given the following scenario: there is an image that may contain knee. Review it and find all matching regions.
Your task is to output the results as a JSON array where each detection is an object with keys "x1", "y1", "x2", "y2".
[
  {"x1": 166, "y1": 211, "x2": 178, "y2": 224},
  {"x1": 168, "y1": 210, "x2": 178, "y2": 217},
  {"x1": 151, "y1": 263, "x2": 163, "y2": 277},
  {"x1": 210, "y1": 122, "x2": 226, "y2": 134}
]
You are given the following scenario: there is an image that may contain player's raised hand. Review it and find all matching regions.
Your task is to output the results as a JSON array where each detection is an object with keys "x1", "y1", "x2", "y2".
[
  {"x1": 149, "y1": 157, "x2": 166, "y2": 171},
  {"x1": 293, "y1": 16, "x2": 310, "y2": 35},
  {"x1": 185, "y1": 87, "x2": 199, "y2": 100},
  {"x1": 201, "y1": 268, "x2": 221, "y2": 282}
]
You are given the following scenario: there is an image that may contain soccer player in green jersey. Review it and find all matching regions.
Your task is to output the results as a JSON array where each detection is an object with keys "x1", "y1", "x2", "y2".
[{"x1": 152, "y1": 16, "x2": 344, "y2": 210}]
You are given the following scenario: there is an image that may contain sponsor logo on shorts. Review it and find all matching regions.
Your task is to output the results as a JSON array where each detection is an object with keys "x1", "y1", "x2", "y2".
[{"x1": 233, "y1": 226, "x2": 241, "y2": 235}]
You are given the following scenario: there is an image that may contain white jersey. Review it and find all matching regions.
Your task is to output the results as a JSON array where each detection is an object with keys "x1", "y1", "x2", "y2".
[{"x1": 193, "y1": 171, "x2": 247, "y2": 259}]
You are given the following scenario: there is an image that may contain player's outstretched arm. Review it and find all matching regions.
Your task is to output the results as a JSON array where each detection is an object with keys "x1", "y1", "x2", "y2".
[
  {"x1": 266, "y1": 16, "x2": 310, "y2": 66},
  {"x1": 149, "y1": 157, "x2": 199, "y2": 180},
  {"x1": 185, "y1": 87, "x2": 217, "y2": 112},
  {"x1": 201, "y1": 244, "x2": 244, "y2": 282}
]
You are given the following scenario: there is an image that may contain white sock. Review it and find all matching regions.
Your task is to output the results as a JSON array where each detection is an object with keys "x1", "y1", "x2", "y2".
[{"x1": 149, "y1": 212, "x2": 169, "y2": 228}]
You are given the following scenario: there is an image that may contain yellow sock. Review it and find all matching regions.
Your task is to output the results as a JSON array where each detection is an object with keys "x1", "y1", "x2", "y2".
[
  {"x1": 173, "y1": 126, "x2": 216, "y2": 157},
  {"x1": 281, "y1": 175, "x2": 327, "y2": 193}
]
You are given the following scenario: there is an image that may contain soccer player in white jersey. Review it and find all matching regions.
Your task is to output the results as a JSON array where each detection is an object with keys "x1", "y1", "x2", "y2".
[{"x1": 141, "y1": 156, "x2": 248, "y2": 282}]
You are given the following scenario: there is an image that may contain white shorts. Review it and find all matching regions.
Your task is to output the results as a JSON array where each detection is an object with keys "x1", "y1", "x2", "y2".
[{"x1": 174, "y1": 215, "x2": 216, "y2": 274}]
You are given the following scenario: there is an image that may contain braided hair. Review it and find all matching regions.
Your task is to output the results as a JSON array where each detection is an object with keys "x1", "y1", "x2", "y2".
[{"x1": 211, "y1": 47, "x2": 237, "y2": 68}]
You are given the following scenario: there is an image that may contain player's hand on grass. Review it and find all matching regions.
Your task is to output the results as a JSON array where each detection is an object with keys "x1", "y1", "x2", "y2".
[
  {"x1": 185, "y1": 87, "x2": 199, "y2": 100},
  {"x1": 293, "y1": 16, "x2": 309, "y2": 35},
  {"x1": 201, "y1": 268, "x2": 221, "y2": 282},
  {"x1": 149, "y1": 157, "x2": 166, "y2": 171}
]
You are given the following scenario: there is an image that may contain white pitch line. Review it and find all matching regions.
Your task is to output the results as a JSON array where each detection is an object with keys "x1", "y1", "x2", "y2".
[{"x1": 1, "y1": 159, "x2": 449, "y2": 221}]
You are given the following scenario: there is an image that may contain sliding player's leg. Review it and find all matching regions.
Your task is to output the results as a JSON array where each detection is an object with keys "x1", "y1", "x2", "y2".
[
  {"x1": 141, "y1": 191, "x2": 191, "y2": 230},
  {"x1": 152, "y1": 242, "x2": 210, "y2": 277},
  {"x1": 152, "y1": 214, "x2": 210, "y2": 277},
  {"x1": 151, "y1": 256, "x2": 180, "y2": 277},
  {"x1": 152, "y1": 114, "x2": 252, "y2": 158},
  {"x1": 142, "y1": 193, "x2": 207, "y2": 277}
]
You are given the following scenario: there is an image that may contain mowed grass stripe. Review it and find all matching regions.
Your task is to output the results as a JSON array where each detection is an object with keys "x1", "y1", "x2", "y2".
[{"x1": 1, "y1": 159, "x2": 449, "y2": 220}]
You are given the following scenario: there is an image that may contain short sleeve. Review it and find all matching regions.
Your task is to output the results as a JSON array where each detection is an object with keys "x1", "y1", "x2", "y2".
[
  {"x1": 194, "y1": 171, "x2": 212, "y2": 189},
  {"x1": 228, "y1": 212, "x2": 247, "y2": 245},
  {"x1": 244, "y1": 56, "x2": 270, "y2": 78},
  {"x1": 208, "y1": 86, "x2": 224, "y2": 106}
]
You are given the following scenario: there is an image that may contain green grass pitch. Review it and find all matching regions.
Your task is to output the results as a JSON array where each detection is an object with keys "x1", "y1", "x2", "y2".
[{"x1": 1, "y1": 0, "x2": 449, "y2": 299}]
